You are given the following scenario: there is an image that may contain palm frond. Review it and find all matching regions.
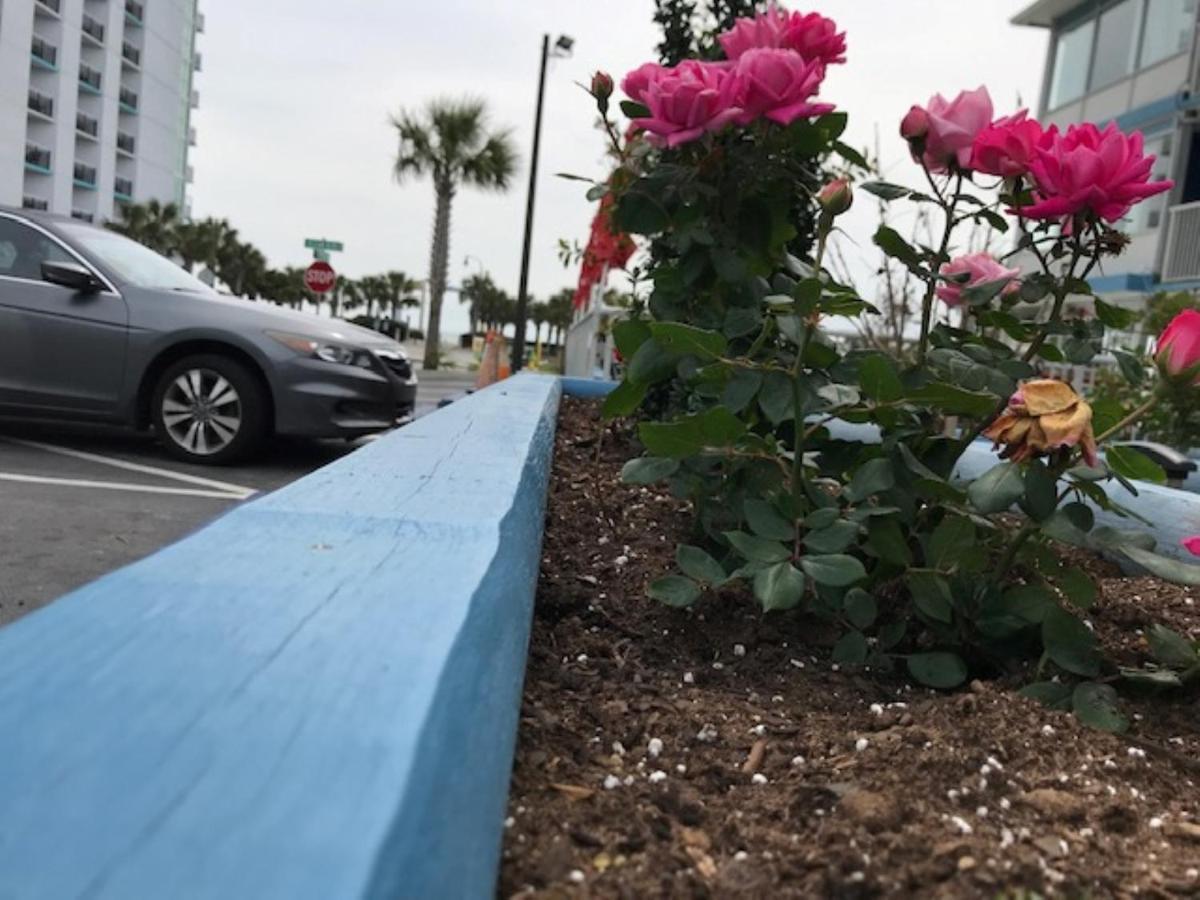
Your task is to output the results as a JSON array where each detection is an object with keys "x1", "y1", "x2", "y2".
[{"x1": 460, "y1": 129, "x2": 518, "y2": 191}]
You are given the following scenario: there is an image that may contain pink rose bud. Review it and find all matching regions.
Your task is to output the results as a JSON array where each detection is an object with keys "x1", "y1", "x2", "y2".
[
  {"x1": 1156, "y1": 309, "x2": 1200, "y2": 383},
  {"x1": 591, "y1": 71, "x2": 614, "y2": 101},
  {"x1": 900, "y1": 105, "x2": 929, "y2": 141},
  {"x1": 1183, "y1": 536, "x2": 1200, "y2": 556},
  {"x1": 817, "y1": 178, "x2": 853, "y2": 217}
]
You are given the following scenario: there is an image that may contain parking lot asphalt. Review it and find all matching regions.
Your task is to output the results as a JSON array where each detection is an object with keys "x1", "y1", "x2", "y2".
[{"x1": 0, "y1": 367, "x2": 479, "y2": 626}]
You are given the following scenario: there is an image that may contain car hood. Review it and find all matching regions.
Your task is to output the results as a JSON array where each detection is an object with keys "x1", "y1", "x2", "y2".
[{"x1": 166, "y1": 290, "x2": 404, "y2": 351}]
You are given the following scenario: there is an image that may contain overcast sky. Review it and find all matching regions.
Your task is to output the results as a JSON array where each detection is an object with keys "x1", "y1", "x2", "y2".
[{"x1": 190, "y1": 1, "x2": 1048, "y2": 337}]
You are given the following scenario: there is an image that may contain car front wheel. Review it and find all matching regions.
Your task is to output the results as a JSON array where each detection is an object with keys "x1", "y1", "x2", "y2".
[{"x1": 151, "y1": 354, "x2": 268, "y2": 464}]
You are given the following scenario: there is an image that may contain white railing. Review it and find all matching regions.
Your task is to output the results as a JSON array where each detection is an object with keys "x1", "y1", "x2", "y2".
[
  {"x1": 1162, "y1": 201, "x2": 1200, "y2": 282},
  {"x1": 564, "y1": 265, "x2": 623, "y2": 379}
]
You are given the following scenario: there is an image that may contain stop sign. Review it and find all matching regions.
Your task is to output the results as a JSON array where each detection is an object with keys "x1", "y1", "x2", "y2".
[{"x1": 304, "y1": 260, "x2": 336, "y2": 293}]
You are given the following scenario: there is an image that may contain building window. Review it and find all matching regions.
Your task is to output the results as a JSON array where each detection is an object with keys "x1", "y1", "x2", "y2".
[
  {"x1": 1091, "y1": 0, "x2": 1142, "y2": 90},
  {"x1": 1125, "y1": 133, "x2": 1172, "y2": 233},
  {"x1": 1141, "y1": 0, "x2": 1197, "y2": 68},
  {"x1": 1049, "y1": 18, "x2": 1095, "y2": 108}
]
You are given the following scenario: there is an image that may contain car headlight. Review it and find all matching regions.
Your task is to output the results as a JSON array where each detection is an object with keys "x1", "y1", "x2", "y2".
[{"x1": 267, "y1": 330, "x2": 374, "y2": 369}]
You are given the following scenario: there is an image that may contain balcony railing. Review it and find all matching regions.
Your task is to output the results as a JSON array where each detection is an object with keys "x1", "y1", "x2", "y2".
[
  {"x1": 34, "y1": 0, "x2": 60, "y2": 15},
  {"x1": 71, "y1": 210, "x2": 95, "y2": 223},
  {"x1": 23, "y1": 196, "x2": 50, "y2": 212},
  {"x1": 25, "y1": 144, "x2": 52, "y2": 171},
  {"x1": 31, "y1": 36, "x2": 58, "y2": 68},
  {"x1": 1162, "y1": 202, "x2": 1200, "y2": 283},
  {"x1": 119, "y1": 87, "x2": 138, "y2": 112},
  {"x1": 121, "y1": 42, "x2": 141, "y2": 67},
  {"x1": 27, "y1": 90, "x2": 54, "y2": 118},
  {"x1": 73, "y1": 162, "x2": 97, "y2": 187},
  {"x1": 79, "y1": 63, "x2": 102, "y2": 91},
  {"x1": 81, "y1": 14, "x2": 105, "y2": 43},
  {"x1": 76, "y1": 111, "x2": 99, "y2": 137},
  {"x1": 114, "y1": 177, "x2": 133, "y2": 198},
  {"x1": 125, "y1": 0, "x2": 144, "y2": 23},
  {"x1": 116, "y1": 132, "x2": 135, "y2": 154}
]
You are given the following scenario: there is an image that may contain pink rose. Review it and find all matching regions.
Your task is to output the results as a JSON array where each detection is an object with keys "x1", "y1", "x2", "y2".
[
  {"x1": 971, "y1": 110, "x2": 1043, "y2": 179},
  {"x1": 909, "y1": 86, "x2": 994, "y2": 173},
  {"x1": 621, "y1": 62, "x2": 665, "y2": 106},
  {"x1": 1018, "y1": 122, "x2": 1174, "y2": 223},
  {"x1": 1182, "y1": 536, "x2": 1200, "y2": 556},
  {"x1": 632, "y1": 60, "x2": 741, "y2": 148},
  {"x1": 725, "y1": 48, "x2": 833, "y2": 127},
  {"x1": 718, "y1": 8, "x2": 846, "y2": 66},
  {"x1": 1156, "y1": 309, "x2": 1200, "y2": 382},
  {"x1": 935, "y1": 252, "x2": 1021, "y2": 307},
  {"x1": 899, "y1": 105, "x2": 929, "y2": 141}
]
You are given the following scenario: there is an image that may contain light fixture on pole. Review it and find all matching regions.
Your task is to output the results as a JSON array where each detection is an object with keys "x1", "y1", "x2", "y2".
[{"x1": 511, "y1": 33, "x2": 573, "y2": 373}]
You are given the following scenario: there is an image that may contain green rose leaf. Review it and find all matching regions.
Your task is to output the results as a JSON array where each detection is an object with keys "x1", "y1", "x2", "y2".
[
  {"x1": 616, "y1": 187, "x2": 670, "y2": 235},
  {"x1": 1057, "y1": 567, "x2": 1097, "y2": 610},
  {"x1": 968, "y1": 462, "x2": 1026, "y2": 514},
  {"x1": 1106, "y1": 446, "x2": 1167, "y2": 485},
  {"x1": 907, "y1": 571, "x2": 953, "y2": 623},
  {"x1": 1061, "y1": 502, "x2": 1094, "y2": 533},
  {"x1": 744, "y1": 498, "x2": 795, "y2": 541},
  {"x1": 648, "y1": 575, "x2": 701, "y2": 608},
  {"x1": 619, "y1": 99, "x2": 650, "y2": 119},
  {"x1": 907, "y1": 652, "x2": 968, "y2": 689},
  {"x1": 754, "y1": 561, "x2": 806, "y2": 612},
  {"x1": 612, "y1": 318, "x2": 651, "y2": 358},
  {"x1": 1072, "y1": 682, "x2": 1129, "y2": 733},
  {"x1": 832, "y1": 630, "x2": 869, "y2": 665},
  {"x1": 1023, "y1": 460, "x2": 1058, "y2": 522},
  {"x1": 800, "y1": 554, "x2": 867, "y2": 587},
  {"x1": 676, "y1": 545, "x2": 727, "y2": 586},
  {"x1": 1146, "y1": 624, "x2": 1199, "y2": 669},
  {"x1": 602, "y1": 379, "x2": 648, "y2": 418},
  {"x1": 859, "y1": 181, "x2": 911, "y2": 201},
  {"x1": 1019, "y1": 680, "x2": 1073, "y2": 710},
  {"x1": 1112, "y1": 350, "x2": 1146, "y2": 386},
  {"x1": 620, "y1": 456, "x2": 679, "y2": 485},
  {"x1": 725, "y1": 531, "x2": 791, "y2": 564},
  {"x1": 845, "y1": 457, "x2": 895, "y2": 503},
  {"x1": 805, "y1": 508, "x2": 839, "y2": 530},
  {"x1": 1042, "y1": 606, "x2": 1102, "y2": 677},
  {"x1": 843, "y1": 588, "x2": 878, "y2": 629},
  {"x1": 804, "y1": 520, "x2": 859, "y2": 554},
  {"x1": 721, "y1": 369, "x2": 763, "y2": 413},
  {"x1": 906, "y1": 383, "x2": 999, "y2": 418},
  {"x1": 759, "y1": 371, "x2": 794, "y2": 424},
  {"x1": 928, "y1": 515, "x2": 974, "y2": 569},
  {"x1": 1004, "y1": 583, "x2": 1054, "y2": 623},
  {"x1": 1118, "y1": 545, "x2": 1200, "y2": 586},
  {"x1": 858, "y1": 355, "x2": 903, "y2": 402},
  {"x1": 873, "y1": 224, "x2": 924, "y2": 273},
  {"x1": 867, "y1": 516, "x2": 912, "y2": 566},
  {"x1": 648, "y1": 322, "x2": 728, "y2": 359},
  {"x1": 627, "y1": 337, "x2": 678, "y2": 385},
  {"x1": 1093, "y1": 297, "x2": 1135, "y2": 329},
  {"x1": 638, "y1": 418, "x2": 702, "y2": 458}
]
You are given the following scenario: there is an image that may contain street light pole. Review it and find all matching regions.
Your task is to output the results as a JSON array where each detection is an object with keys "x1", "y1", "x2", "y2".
[{"x1": 512, "y1": 33, "x2": 572, "y2": 373}]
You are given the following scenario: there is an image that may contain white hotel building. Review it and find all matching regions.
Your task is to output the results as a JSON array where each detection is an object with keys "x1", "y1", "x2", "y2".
[{"x1": 0, "y1": 0, "x2": 201, "y2": 222}]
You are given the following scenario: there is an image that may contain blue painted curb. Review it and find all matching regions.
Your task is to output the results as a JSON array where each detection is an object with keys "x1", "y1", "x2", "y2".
[{"x1": 0, "y1": 372, "x2": 566, "y2": 899}]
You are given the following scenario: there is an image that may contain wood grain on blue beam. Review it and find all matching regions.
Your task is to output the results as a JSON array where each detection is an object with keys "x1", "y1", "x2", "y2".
[{"x1": 0, "y1": 372, "x2": 563, "y2": 900}]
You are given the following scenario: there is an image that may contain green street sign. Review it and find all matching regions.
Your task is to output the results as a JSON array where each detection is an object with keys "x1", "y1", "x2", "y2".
[{"x1": 304, "y1": 238, "x2": 344, "y2": 253}]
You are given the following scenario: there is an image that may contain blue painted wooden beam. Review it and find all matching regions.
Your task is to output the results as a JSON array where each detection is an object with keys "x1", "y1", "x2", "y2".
[{"x1": 0, "y1": 373, "x2": 564, "y2": 899}]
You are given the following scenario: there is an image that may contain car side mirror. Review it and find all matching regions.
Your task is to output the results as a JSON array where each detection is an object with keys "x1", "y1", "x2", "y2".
[{"x1": 42, "y1": 260, "x2": 102, "y2": 293}]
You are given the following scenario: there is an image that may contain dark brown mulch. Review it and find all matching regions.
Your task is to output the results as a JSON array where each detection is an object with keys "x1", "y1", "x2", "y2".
[{"x1": 499, "y1": 397, "x2": 1200, "y2": 899}]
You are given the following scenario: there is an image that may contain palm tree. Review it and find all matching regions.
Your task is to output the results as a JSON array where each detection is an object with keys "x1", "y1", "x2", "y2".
[
  {"x1": 545, "y1": 288, "x2": 574, "y2": 346},
  {"x1": 175, "y1": 218, "x2": 232, "y2": 273},
  {"x1": 460, "y1": 273, "x2": 496, "y2": 339},
  {"x1": 107, "y1": 199, "x2": 180, "y2": 255},
  {"x1": 384, "y1": 270, "x2": 420, "y2": 324},
  {"x1": 392, "y1": 97, "x2": 517, "y2": 370},
  {"x1": 529, "y1": 301, "x2": 549, "y2": 346},
  {"x1": 215, "y1": 233, "x2": 267, "y2": 298}
]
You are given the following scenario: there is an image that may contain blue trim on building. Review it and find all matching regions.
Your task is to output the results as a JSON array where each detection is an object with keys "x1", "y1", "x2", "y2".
[
  {"x1": 30, "y1": 53, "x2": 57, "y2": 71},
  {"x1": 1109, "y1": 92, "x2": 1200, "y2": 135},
  {"x1": 23, "y1": 163, "x2": 51, "y2": 175},
  {"x1": 0, "y1": 373, "x2": 568, "y2": 899},
  {"x1": 1088, "y1": 273, "x2": 1157, "y2": 292}
]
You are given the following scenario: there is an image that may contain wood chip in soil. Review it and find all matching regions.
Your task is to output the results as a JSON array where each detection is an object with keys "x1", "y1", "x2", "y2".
[{"x1": 500, "y1": 397, "x2": 1200, "y2": 899}]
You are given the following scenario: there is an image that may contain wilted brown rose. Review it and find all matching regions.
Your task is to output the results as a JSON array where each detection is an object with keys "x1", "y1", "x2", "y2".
[{"x1": 982, "y1": 379, "x2": 1098, "y2": 467}]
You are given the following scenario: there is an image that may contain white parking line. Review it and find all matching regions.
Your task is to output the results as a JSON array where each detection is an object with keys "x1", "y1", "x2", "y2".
[
  {"x1": 0, "y1": 472, "x2": 246, "y2": 500},
  {"x1": 0, "y1": 437, "x2": 256, "y2": 500}
]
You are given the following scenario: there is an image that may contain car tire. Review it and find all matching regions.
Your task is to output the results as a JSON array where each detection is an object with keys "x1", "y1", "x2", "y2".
[{"x1": 151, "y1": 354, "x2": 268, "y2": 464}]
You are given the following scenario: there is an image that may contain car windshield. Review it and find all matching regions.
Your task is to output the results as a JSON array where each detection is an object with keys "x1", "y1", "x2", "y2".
[{"x1": 59, "y1": 224, "x2": 214, "y2": 293}]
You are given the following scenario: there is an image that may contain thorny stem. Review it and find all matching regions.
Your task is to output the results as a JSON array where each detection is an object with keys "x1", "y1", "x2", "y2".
[
  {"x1": 1095, "y1": 395, "x2": 1160, "y2": 444},
  {"x1": 916, "y1": 171, "x2": 963, "y2": 367}
]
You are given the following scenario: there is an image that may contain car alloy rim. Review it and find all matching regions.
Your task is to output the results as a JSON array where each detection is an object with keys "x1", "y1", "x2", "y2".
[{"x1": 161, "y1": 368, "x2": 242, "y2": 456}]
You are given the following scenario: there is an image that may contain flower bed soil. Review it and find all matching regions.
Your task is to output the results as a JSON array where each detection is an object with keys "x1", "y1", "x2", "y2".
[{"x1": 499, "y1": 398, "x2": 1200, "y2": 898}]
